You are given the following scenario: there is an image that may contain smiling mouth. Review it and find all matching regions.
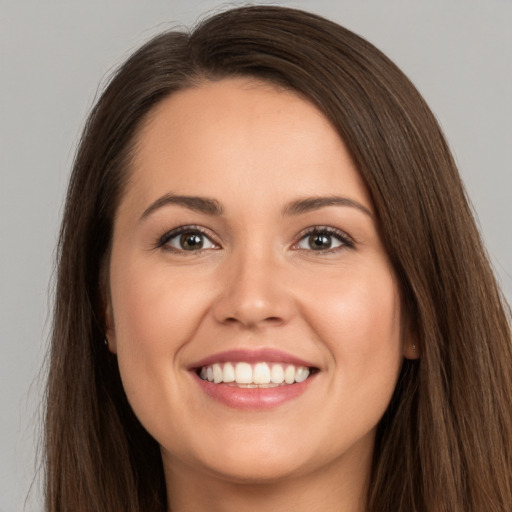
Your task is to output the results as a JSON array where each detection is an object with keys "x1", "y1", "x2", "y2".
[{"x1": 196, "y1": 362, "x2": 316, "y2": 388}]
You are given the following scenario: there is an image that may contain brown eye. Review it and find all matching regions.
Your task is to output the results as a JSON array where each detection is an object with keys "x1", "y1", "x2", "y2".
[
  {"x1": 161, "y1": 228, "x2": 217, "y2": 252},
  {"x1": 180, "y1": 233, "x2": 204, "y2": 250},
  {"x1": 295, "y1": 227, "x2": 352, "y2": 252},
  {"x1": 308, "y1": 233, "x2": 332, "y2": 250}
]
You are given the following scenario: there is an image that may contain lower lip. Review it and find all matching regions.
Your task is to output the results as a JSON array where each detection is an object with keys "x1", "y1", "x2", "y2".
[{"x1": 192, "y1": 373, "x2": 315, "y2": 410}]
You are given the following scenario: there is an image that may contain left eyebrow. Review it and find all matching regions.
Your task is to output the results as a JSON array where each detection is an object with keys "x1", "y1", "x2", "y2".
[
  {"x1": 139, "y1": 193, "x2": 224, "y2": 221},
  {"x1": 282, "y1": 196, "x2": 373, "y2": 217}
]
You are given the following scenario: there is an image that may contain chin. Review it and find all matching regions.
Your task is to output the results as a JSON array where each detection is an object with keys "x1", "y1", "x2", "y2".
[
  {"x1": 199, "y1": 451, "x2": 311, "y2": 485},
  {"x1": 163, "y1": 427, "x2": 315, "y2": 485}
]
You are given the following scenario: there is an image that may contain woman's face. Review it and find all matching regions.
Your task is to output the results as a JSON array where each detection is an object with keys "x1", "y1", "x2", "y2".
[{"x1": 106, "y1": 78, "x2": 413, "y2": 486}]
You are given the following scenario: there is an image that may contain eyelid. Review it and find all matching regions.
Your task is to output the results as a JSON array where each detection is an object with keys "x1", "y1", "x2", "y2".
[
  {"x1": 155, "y1": 224, "x2": 353, "y2": 254},
  {"x1": 157, "y1": 225, "x2": 220, "y2": 251},
  {"x1": 291, "y1": 225, "x2": 355, "y2": 251}
]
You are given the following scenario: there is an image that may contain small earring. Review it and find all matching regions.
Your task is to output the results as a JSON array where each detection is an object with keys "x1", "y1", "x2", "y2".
[
  {"x1": 412, "y1": 344, "x2": 417, "y2": 352},
  {"x1": 104, "y1": 338, "x2": 109, "y2": 347}
]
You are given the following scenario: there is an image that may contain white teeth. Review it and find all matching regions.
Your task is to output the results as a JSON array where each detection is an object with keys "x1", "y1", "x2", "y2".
[
  {"x1": 270, "y1": 364, "x2": 285, "y2": 384},
  {"x1": 295, "y1": 366, "x2": 310, "y2": 383},
  {"x1": 284, "y1": 365, "x2": 295, "y2": 384},
  {"x1": 212, "y1": 363, "x2": 223, "y2": 383},
  {"x1": 235, "y1": 362, "x2": 253, "y2": 384},
  {"x1": 223, "y1": 362, "x2": 235, "y2": 383},
  {"x1": 253, "y1": 363, "x2": 271, "y2": 384},
  {"x1": 199, "y1": 362, "x2": 312, "y2": 386}
]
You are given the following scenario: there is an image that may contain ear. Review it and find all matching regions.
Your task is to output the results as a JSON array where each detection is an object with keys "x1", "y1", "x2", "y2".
[
  {"x1": 402, "y1": 308, "x2": 419, "y2": 360},
  {"x1": 104, "y1": 295, "x2": 117, "y2": 354},
  {"x1": 100, "y1": 262, "x2": 117, "y2": 354},
  {"x1": 403, "y1": 339, "x2": 419, "y2": 360}
]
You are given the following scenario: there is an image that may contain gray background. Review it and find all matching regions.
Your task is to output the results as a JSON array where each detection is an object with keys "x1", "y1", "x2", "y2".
[{"x1": 1, "y1": 0, "x2": 510, "y2": 510}]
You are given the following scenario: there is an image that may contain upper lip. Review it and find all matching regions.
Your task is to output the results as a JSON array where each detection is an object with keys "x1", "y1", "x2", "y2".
[{"x1": 189, "y1": 348, "x2": 318, "y2": 370}]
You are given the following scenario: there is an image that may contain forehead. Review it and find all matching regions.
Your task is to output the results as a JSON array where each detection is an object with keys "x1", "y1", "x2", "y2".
[{"x1": 123, "y1": 78, "x2": 371, "y2": 214}]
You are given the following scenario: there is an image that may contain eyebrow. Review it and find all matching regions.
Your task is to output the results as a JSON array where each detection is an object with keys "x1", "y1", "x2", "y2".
[
  {"x1": 282, "y1": 196, "x2": 373, "y2": 217},
  {"x1": 139, "y1": 193, "x2": 372, "y2": 221},
  {"x1": 140, "y1": 193, "x2": 224, "y2": 220}
]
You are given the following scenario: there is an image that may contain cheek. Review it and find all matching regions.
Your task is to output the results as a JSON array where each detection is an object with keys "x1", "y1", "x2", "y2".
[
  {"x1": 316, "y1": 269, "x2": 403, "y2": 447},
  {"x1": 302, "y1": 263, "x2": 403, "y2": 384},
  {"x1": 111, "y1": 260, "x2": 209, "y2": 350},
  {"x1": 108, "y1": 257, "x2": 213, "y2": 403}
]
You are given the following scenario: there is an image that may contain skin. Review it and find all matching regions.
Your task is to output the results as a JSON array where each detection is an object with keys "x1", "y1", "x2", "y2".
[{"x1": 105, "y1": 78, "x2": 417, "y2": 512}]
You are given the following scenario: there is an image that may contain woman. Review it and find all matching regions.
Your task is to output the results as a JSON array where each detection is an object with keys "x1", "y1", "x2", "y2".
[{"x1": 44, "y1": 5, "x2": 512, "y2": 511}]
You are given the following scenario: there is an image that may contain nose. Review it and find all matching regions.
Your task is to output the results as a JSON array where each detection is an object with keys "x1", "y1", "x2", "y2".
[{"x1": 211, "y1": 251, "x2": 294, "y2": 329}]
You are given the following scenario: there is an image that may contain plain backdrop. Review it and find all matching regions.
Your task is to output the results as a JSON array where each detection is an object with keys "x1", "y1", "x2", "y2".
[{"x1": 1, "y1": 1, "x2": 511, "y2": 510}]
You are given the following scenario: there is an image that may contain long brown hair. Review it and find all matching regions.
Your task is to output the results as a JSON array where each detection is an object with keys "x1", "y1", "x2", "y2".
[{"x1": 45, "y1": 6, "x2": 512, "y2": 511}]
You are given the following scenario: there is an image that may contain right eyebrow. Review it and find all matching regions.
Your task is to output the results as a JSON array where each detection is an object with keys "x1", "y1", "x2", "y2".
[{"x1": 139, "y1": 193, "x2": 224, "y2": 221}]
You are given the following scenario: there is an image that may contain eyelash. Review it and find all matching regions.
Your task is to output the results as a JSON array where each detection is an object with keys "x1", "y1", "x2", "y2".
[
  {"x1": 156, "y1": 225, "x2": 354, "y2": 254},
  {"x1": 293, "y1": 226, "x2": 354, "y2": 253},
  {"x1": 157, "y1": 225, "x2": 218, "y2": 254}
]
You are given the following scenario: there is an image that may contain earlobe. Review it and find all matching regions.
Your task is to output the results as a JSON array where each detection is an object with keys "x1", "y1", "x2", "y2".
[
  {"x1": 102, "y1": 284, "x2": 117, "y2": 353},
  {"x1": 401, "y1": 310, "x2": 419, "y2": 360},
  {"x1": 99, "y1": 259, "x2": 117, "y2": 353},
  {"x1": 105, "y1": 332, "x2": 117, "y2": 354},
  {"x1": 104, "y1": 300, "x2": 117, "y2": 353},
  {"x1": 105, "y1": 325, "x2": 117, "y2": 354},
  {"x1": 404, "y1": 341, "x2": 419, "y2": 360}
]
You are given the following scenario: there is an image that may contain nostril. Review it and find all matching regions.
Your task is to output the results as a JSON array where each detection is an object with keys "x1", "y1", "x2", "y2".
[
  {"x1": 220, "y1": 314, "x2": 285, "y2": 327},
  {"x1": 262, "y1": 316, "x2": 283, "y2": 323}
]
